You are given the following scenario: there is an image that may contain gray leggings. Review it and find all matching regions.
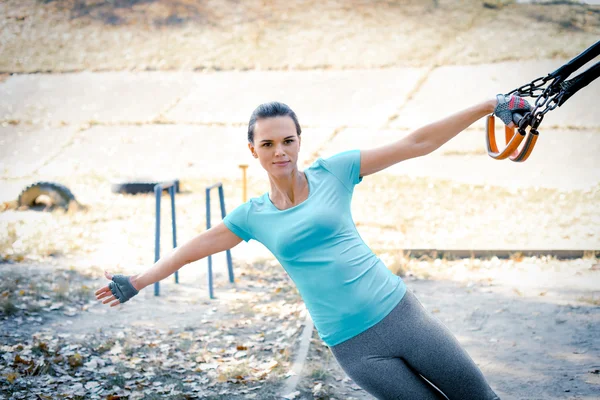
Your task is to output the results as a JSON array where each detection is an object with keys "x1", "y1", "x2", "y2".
[{"x1": 330, "y1": 290, "x2": 500, "y2": 400}]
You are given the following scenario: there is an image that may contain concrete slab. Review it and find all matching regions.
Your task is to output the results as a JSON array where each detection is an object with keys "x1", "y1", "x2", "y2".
[
  {"x1": 0, "y1": 124, "x2": 76, "y2": 177},
  {"x1": 319, "y1": 128, "x2": 600, "y2": 191},
  {"x1": 36, "y1": 124, "x2": 330, "y2": 181},
  {"x1": 390, "y1": 59, "x2": 600, "y2": 130},
  {"x1": 0, "y1": 72, "x2": 195, "y2": 124},
  {"x1": 166, "y1": 68, "x2": 426, "y2": 127}
]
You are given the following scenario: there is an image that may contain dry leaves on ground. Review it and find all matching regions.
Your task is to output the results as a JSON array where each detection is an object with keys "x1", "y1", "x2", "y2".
[{"x1": 0, "y1": 260, "x2": 321, "y2": 399}]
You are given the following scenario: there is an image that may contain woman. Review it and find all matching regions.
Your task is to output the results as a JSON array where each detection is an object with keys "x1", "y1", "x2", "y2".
[{"x1": 96, "y1": 95, "x2": 530, "y2": 399}]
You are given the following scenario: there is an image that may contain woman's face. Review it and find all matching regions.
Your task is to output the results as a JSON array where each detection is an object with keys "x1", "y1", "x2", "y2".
[{"x1": 249, "y1": 116, "x2": 301, "y2": 176}]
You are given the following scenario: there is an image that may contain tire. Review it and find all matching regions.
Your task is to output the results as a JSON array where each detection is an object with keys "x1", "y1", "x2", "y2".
[
  {"x1": 17, "y1": 181, "x2": 76, "y2": 209},
  {"x1": 110, "y1": 179, "x2": 180, "y2": 195}
]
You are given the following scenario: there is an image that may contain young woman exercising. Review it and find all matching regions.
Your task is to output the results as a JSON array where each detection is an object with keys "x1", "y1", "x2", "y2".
[{"x1": 95, "y1": 95, "x2": 530, "y2": 399}]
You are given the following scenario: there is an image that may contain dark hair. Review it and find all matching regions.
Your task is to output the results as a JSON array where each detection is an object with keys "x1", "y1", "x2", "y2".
[{"x1": 247, "y1": 101, "x2": 302, "y2": 144}]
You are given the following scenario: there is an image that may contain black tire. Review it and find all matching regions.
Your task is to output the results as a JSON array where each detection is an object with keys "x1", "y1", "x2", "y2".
[
  {"x1": 110, "y1": 179, "x2": 180, "y2": 195},
  {"x1": 17, "y1": 181, "x2": 76, "y2": 209}
]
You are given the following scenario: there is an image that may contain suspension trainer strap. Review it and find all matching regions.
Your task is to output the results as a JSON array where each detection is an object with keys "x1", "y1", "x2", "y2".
[
  {"x1": 548, "y1": 40, "x2": 600, "y2": 82},
  {"x1": 557, "y1": 61, "x2": 600, "y2": 106}
]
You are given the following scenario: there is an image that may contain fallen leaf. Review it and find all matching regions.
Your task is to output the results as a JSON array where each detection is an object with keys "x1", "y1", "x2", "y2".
[
  {"x1": 4, "y1": 372, "x2": 19, "y2": 383},
  {"x1": 68, "y1": 353, "x2": 83, "y2": 368}
]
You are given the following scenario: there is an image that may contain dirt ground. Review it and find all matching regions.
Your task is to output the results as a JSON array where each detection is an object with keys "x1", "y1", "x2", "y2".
[
  {"x1": 1, "y1": 175, "x2": 599, "y2": 399},
  {"x1": 1, "y1": 0, "x2": 599, "y2": 73},
  {"x1": 1, "y1": 251, "x2": 599, "y2": 399}
]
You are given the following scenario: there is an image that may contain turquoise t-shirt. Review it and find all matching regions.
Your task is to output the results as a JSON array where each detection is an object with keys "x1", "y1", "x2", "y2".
[{"x1": 223, "y1": 150, "x2": 406, "y2": 347}]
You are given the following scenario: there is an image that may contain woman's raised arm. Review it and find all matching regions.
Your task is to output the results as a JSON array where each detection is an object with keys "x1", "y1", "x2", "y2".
[{"x1": 359, "y1": 98, "x2": 498, "y2": 177}]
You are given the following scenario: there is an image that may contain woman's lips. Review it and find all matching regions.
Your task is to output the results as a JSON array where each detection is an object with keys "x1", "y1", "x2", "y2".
[{"x1": 273, "y1": 161, "x2": 289, "y2": 166}]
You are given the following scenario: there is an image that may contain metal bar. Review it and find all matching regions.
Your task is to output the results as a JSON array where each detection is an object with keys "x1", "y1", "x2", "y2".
[
  {"x1": 154, "y1": 185, "x2": 161, "y2": 296},
  {"x1": 218, "y1": 185, "x2": 235, "y2": 283},
  {"x1": 170, "y1": 186, "x2": 179, "y2": 284},
  {"x1": 206, "y1": 182, "x2": 223, "y2": 191},
  {"x1": 157, "y1": 181, "x2": 177, "y2": 190},
  {"x1": 206, "y1": 187, "x2": 214, "y2": 299},
  {"x1": 153, "y1": 181, "x2": 178, "y2": 296},
  {"x1": 239, "y1": 164, "x2": 248, "y2": 202}
]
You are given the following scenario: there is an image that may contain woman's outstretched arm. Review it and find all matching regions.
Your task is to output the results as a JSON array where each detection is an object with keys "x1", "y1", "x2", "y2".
[
  {"x1": 359, "y1": 98, "x2": 497, "y2": 177},
  {"x1": 95, "y1": 222, "x2": 243, "y2": 306}
]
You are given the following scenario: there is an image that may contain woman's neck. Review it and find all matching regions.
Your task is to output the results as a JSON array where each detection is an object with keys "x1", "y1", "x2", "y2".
[{"x1": 268, "y1": 169, "x2": 308, "y2": 209}]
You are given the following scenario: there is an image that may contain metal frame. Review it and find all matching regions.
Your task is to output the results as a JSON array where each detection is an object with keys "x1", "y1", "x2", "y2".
[
  {"x1": 153, "y1": 181, "x2": 178, "y2": 296},
  {"x1": 206, "y1": 182, "x2": 234, "y2": 299}
]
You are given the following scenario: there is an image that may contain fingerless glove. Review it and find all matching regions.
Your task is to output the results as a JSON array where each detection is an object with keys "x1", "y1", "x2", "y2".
[
  {"x1": 494, "y1": 94, "x2": 532, "y2": 126},
  {"x1": 108, "y1": 274, "x2": 139, "y2": 303}
]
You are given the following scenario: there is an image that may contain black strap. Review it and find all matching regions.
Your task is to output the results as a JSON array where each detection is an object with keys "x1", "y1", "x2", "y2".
[
  {"x1": 549, "y1": 40, "x2": 600, "y2": 82},
  {"x1": 557, "y1": 61, "x2": 600, "y2": 106}
]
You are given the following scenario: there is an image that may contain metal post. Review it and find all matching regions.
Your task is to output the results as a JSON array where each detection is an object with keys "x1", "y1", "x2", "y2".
[
  {"x1": 218, "y1": 185, "x2": 234, "y2": 283},
  {"x1": 205, "y1": 182, "x2": 235, "y2": 299},
  {"x1": 154, "y1": 186, "x2": 161, "y2": 296},
  {"x1": 153, "y1": 181, "x2": 178, "y2": 296},
  {"x1": 239, "y1": 164, "x2": 248, "y2": 202},
  {"x1": 170, "y1": 186, "x2": 178, "y2": 284},
  {"x1": 206, "y1": 187, "x2": 213, "y2": 299}
]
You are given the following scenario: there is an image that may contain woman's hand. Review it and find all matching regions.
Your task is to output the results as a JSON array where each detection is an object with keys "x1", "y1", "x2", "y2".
[
  {"x1": 95, "y1": 271, "x2": 140, "y2": 307},
  {"x1": 494, "y1": 94, "x2": 532, "y2": 129}
]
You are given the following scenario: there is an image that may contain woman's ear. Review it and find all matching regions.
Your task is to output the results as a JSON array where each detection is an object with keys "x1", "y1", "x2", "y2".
[{"x1": 248, "y1": 142, "x2": 258, "y2": 158}]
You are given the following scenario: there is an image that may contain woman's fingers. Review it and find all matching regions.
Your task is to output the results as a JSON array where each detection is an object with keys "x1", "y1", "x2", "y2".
[
  {"x1": 109, "y1": 299, "x2": 121, "y2": 307},
  {"x1": 102, "y1": 295, "x2": 117, "y2": 305},
  {"x1": 94, "y1": 285, "x2": 110, "y2": 296},
  {"x1": 96, "y1": 288, "x2": 113, "y2": 300},
  {"x1": 95, "y1": 271, "x2": 116, "y2": 303},
  {"x1": 96, "y1": 290, "x2": 122, "y2": 307}
]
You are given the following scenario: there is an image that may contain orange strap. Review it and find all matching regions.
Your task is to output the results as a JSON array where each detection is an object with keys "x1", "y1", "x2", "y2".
[{"x1": 485, "y1": 115, "x2": 539, "y2": 162}]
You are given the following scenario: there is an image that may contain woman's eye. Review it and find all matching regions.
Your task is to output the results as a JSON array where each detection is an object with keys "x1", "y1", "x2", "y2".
[{"x1": 263, "y1": 140, "x2": 293, "y2": 147}]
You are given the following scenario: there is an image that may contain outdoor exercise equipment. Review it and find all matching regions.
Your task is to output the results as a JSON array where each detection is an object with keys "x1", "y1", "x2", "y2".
[
  {"x1": 153, "y1": 181, "x2": 179, "y2": 296},
  {"x1": 151, "y1": 180, "x2": 234, "y2": 299},
  {"x1": 487, "y1": 40, "x2": 599, "y2": 162},
  {"x1": 206, "y1": 182, "x2": 235, "y2": 299}
]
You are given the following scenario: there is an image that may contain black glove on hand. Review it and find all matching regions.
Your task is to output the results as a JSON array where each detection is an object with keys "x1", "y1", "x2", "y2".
[{"x1": 108, "y1": 274, "x2": 139, "y2": 304}]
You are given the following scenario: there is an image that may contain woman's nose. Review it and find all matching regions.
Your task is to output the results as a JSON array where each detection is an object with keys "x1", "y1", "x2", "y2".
[{"x1": 274, "y1": 145, "x2": 285, "y2": 156}]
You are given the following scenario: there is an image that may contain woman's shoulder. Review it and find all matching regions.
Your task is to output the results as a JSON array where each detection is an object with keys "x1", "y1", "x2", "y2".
[{"x1": 241, "y1": 193, "x2": 270, "y2": 213}]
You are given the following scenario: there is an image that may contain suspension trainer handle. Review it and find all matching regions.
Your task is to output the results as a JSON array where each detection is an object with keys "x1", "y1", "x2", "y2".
[
  {"x1": 486, "y1": 40, "x2": 599, "y2": 162},
  {"x1": 485, "y1": 113, "x2": 538, "y2": 162}
]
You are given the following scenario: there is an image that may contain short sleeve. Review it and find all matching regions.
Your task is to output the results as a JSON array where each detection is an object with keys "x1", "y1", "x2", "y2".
[
  {"x1": 223, "y1": 202, "x2": 253, "y2": 242},
  {"x1": 321, "y1": 150, "x2": 363, "y2": 193}
]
